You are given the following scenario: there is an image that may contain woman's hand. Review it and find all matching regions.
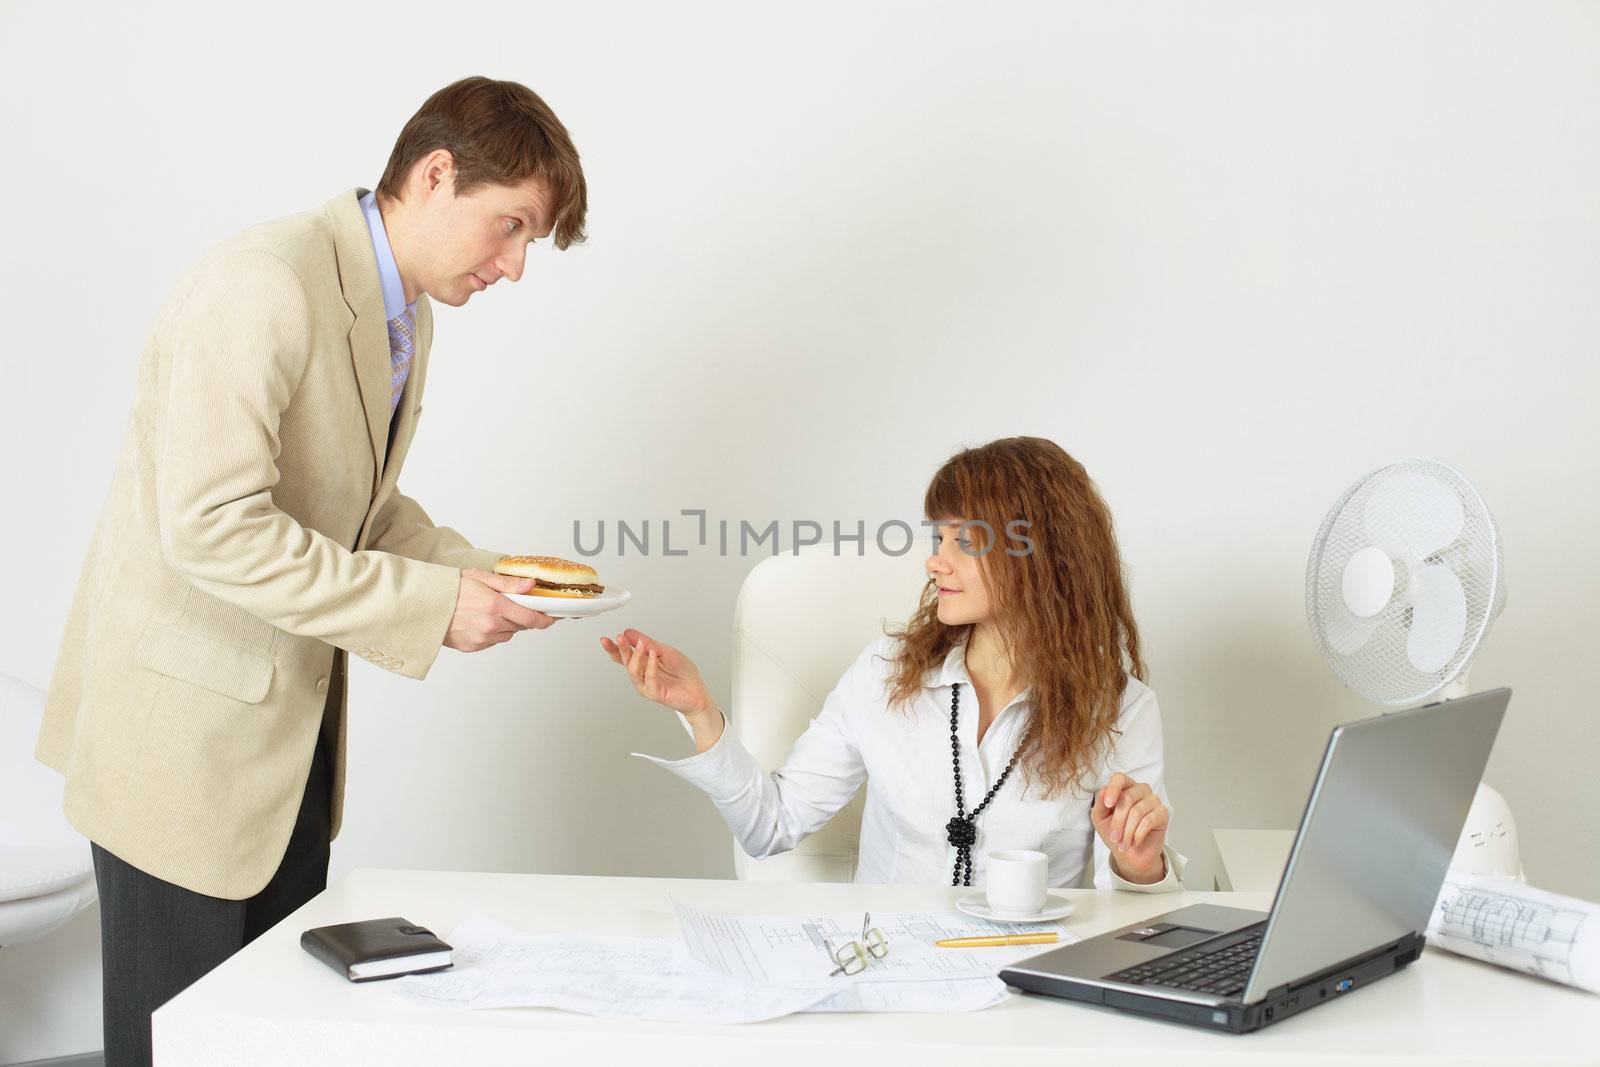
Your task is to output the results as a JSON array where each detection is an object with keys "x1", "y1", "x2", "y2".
[
  {"x1": 599, "y1": 629, "x2": 714, "y2": 715},
  {"x1": 600, "y1": 629, "x2": 724, "y2": 753},
  {"x1": 1091, "y1": 772, "x2": 1169, "y2": 884}
]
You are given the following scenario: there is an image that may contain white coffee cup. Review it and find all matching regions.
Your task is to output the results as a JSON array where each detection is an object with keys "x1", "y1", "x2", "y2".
[{"x1": 985, "y1": 849, "x2": 1048, "y2": 917}]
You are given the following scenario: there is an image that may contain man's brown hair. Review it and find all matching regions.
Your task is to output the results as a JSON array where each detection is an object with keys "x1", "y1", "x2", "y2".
[{"x1": 377, "y1": 76, "x2": 587, "y2": 249}]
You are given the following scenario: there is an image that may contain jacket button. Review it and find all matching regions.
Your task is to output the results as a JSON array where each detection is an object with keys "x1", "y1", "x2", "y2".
[
  {"x1": 315, "y1": 677, "x2": 329, "y2": 695},
  {"x1": 392, "y1": 659, "x2": 405, "y2": 669}
]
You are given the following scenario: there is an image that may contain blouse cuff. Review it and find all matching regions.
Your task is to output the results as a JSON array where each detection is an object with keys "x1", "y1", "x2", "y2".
[
  {"x1": 629, "y1": 711, "x2": 762, "y2": 804},
  {"x1": 1111, "y1": 844, "x2": 1187, "y2": 893}
]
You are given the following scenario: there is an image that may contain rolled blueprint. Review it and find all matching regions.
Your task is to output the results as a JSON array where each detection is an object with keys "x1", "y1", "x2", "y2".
[{"x1": 1428, "y1": 866, "x2": 1600, "y2": 994}]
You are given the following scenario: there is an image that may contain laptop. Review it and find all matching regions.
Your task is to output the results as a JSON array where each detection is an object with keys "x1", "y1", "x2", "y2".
[{"x1": 998, "y1": 687, "x2": 1510, "y2": 1033}]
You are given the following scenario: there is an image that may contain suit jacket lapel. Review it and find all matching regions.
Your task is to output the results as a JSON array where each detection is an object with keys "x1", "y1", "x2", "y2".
[{"x1": 327, "y1": 187, "x2": 392, "y2": 494}]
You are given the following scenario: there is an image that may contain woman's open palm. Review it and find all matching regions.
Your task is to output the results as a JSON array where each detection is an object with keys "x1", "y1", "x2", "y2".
[{"x1": 599, "y1": 628, "x2": 714, "y2": 717}]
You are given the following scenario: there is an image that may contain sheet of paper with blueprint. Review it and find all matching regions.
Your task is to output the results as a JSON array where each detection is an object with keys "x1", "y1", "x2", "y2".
[
  {"x1": 391, "y1": 912, "x2": 1015, "y2": 1021},
  {"x1": 1428, "y1": 867, "x2": 1600, "y2": 994},
  {"x1": 392, "y1": 913, "x2": 839, "y2": 1023},
  {"x1": 672, "y1": 897, "x2": 1079, "y2": 985}
]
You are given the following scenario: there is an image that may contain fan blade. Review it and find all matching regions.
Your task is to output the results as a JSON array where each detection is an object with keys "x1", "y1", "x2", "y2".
[
  {"x1": 1362, "y1": 469, "x2": 1466, "y2": 559},
  {"x1": 1341, "y1": 545, "x2": 1395, "y2": 618},
  {"x1": 1406, "y1": 565, "x2": 1469, "y2": 673},
  {"x1": 1325, "y1": 604, "x2": 1381, "y2": 655}
]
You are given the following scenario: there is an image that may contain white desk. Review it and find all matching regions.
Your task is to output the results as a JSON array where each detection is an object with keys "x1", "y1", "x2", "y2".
[{"x1": 154, "y1": 868, "x2": 1600, "y2": 1066}]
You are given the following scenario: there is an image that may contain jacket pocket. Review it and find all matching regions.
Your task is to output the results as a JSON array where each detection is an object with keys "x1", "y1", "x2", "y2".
[{"x1": 134, "y1": 620, "x2": 275, "y2": 704}]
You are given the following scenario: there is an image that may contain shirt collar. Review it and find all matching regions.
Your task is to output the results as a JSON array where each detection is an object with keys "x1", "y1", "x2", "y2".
[
  {"x1": 923, "y1": 633, "x2": 1033, "y2": 704},
  {"x1": 926, "y1": 637, "x2": 972, "y2": 689},
  {"x1": 358, "y1": 189, "x2": 414, "y2": 322}
]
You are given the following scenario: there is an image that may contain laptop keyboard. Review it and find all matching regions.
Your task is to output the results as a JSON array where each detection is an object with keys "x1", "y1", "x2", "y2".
[{"x1": 1108, "y1": 931, "x2": 1263, "y2": 998}]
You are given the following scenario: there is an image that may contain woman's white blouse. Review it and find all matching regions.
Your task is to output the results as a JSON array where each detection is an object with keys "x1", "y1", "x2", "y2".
[{"x1": 635, "y1": 634, "x2": 1185, "y2": 891}]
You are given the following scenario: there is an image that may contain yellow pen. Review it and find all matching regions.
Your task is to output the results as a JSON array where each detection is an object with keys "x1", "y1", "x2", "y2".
[{"x1": 934, "y1": 933, "x2": 1059, "y2": 948}]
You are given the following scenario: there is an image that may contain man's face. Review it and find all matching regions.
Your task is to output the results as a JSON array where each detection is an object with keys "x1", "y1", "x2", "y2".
[{"x1": 396, "y1": 153, "x2": 555, "y2": 307}]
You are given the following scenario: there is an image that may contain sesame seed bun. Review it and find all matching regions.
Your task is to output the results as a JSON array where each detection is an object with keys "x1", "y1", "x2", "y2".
[{"x1": 494, "y1": 555, "x2": 604, "y2": 597}]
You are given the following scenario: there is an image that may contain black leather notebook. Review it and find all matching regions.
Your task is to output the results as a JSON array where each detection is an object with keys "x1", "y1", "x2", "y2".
[{"x1": 300, "y1": 917, "x2": 454, "y2": 982}]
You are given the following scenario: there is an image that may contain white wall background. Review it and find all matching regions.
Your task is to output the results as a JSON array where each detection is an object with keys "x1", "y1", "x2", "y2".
[{"x1": 2, "y1": 0, "x2": 1597, "y2": 1059}]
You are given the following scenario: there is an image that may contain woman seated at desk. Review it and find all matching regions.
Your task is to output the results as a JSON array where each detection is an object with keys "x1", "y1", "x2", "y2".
[{"x1": 601, "y1": 436, "x2": 1184, "y2": 891}]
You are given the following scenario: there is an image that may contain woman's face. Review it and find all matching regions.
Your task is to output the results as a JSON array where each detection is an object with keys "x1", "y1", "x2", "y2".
[{"x1": 926, "y1": 521, "x2": 992, "y2": 627}]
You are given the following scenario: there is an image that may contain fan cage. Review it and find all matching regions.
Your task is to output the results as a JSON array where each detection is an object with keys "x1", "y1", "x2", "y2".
[{"x1": 1304, "y1": 458, "x2": 1502, "y2": 706}]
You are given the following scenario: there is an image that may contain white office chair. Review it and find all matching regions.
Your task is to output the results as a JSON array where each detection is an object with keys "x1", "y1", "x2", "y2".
[
  {"x1": 728, "y1": 544, "x2": 928, "y2": 881},
  {"x1": 0, "y1": 672, "x2": 97, "y2": 947}
]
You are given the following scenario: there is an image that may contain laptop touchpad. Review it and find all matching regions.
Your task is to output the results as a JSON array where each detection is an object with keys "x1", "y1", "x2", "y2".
[{"x1": 1117, "y1": 924, "x2": 1217, "y2": 949}]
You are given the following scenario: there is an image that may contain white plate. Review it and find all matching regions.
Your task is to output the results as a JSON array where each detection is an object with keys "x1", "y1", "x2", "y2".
[
  {"x1": 955, "y1": 890, "x2": 1076, "y2": 924},
  {"x1": 505, "y1": 587, "x2": 632, "y2": 619}
]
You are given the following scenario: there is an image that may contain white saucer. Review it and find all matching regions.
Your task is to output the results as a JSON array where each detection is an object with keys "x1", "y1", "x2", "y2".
[
  {"x1": 955, "y1": 891, "x2": 1076, "y2": 924},
  {"x1": 505, "y1": 587, "x2": 632, "y2": 619}
]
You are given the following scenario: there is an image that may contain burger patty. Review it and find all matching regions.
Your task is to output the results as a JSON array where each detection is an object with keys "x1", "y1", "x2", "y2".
[{"x1": 533, "y1": 579, "x2": 605, "y2": 594}]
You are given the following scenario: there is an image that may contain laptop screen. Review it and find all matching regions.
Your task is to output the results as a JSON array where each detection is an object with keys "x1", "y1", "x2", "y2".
[{"x1": 1240, "y1": 689, "x2": 1508, "y2": 1003}]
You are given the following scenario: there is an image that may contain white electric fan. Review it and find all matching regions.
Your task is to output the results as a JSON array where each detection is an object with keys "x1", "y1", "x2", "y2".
[{"x1": 1304, "y1": 457, "x2": 1523, "y2": 879}]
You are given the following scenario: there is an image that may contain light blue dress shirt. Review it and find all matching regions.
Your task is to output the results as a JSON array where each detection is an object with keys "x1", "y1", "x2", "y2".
[{"x1": 358, "y1": 189, "x2": 416, "y2": 322}]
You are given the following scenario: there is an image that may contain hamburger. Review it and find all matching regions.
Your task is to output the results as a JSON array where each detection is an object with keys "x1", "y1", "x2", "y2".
[{"x1": 493, "y1": 555, "x2": 605, "y2": 598}]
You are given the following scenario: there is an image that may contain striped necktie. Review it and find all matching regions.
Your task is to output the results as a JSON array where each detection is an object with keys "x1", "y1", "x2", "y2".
[{"x1": 387, "y1": 305, "x2": 416, "y2": 413}]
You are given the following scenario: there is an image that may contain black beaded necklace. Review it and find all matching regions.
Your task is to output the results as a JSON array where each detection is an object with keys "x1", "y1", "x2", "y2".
[{"x1": 944, "y1": 681, "x2": 1028, "y2": 887}]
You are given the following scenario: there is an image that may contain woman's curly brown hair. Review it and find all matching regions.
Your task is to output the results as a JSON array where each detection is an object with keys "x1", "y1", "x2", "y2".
[{"x1": 885, "y1": 437, "x2": 1146, "y2": 798}]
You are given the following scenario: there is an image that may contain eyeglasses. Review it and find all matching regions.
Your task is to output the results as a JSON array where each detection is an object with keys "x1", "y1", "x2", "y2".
[{"x1": 821, "y1": 912, "x2": 890, "y2": 977}]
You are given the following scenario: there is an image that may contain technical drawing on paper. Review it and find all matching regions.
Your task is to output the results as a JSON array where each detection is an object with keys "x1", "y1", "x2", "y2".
[
  {"x1": 672, "y1": 898, "x2": 1078, "y2": 985},
  {"x1": 1428, "y1": 868, "x2": 1600, "y2": 993}
]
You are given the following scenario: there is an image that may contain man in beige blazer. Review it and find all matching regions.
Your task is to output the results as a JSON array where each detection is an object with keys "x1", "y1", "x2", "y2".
[{"x1": 34, "y1": 76, "x2": 587, "y2": 1067}]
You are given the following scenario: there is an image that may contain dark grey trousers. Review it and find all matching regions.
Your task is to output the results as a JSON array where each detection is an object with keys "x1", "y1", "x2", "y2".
[{"x1": 91, "y1": 706, "x2": 334, "y2": 1067}]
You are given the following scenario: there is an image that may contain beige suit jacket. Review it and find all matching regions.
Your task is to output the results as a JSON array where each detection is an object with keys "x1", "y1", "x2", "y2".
[{"x1": 36, "y1": 188, "x2": 506, "y2": 899}]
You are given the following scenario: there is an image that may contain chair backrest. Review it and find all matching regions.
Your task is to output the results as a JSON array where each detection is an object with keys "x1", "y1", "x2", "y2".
[{"x1": 730, "y1": 544, "x2": 929, "y2": 881}]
